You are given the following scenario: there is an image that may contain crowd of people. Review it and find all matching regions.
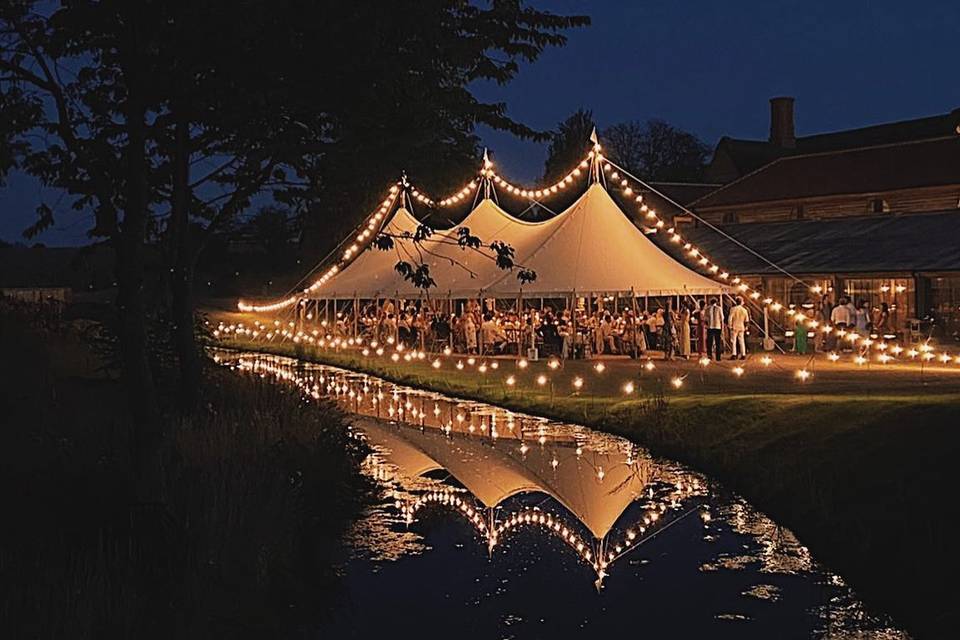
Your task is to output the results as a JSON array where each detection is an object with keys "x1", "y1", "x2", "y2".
[
  {"x1": 308, "y1": 291, "x2": 913, "y2": 363},
  {"x1": 317, "y1": 295, "x2": 769, "y2": 361}
]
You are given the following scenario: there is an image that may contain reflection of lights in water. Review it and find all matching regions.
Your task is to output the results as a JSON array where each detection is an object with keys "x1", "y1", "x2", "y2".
[{"x1": 216, "y1": 351, "x2": 908, "y2": 634}]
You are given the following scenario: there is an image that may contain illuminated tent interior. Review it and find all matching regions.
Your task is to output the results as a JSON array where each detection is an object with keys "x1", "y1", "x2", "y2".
[
  {"x1": 361, "y1": 418, "x2": 649, "y2": 540},
  {"x1": 311, "y1": 183, "x2": 725, "y2": 301}
]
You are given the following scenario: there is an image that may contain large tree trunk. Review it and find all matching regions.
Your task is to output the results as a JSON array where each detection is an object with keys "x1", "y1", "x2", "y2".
[
  {"x1": 169, "y1": 110, "x2": 201, "y2": 407},
  {"x1": 117, "y1": 86, "x2": 164, "y2": 504}
]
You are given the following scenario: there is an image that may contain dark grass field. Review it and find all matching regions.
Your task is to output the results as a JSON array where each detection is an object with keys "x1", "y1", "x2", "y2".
[{"x1": 0, "y1": 307, "x2": 375, "y2": 638}]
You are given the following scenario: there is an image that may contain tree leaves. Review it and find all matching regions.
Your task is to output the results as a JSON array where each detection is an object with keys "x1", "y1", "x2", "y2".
[
  {"x1": 372, "y1": 234, "x2": 394, "y2": 251},
  {"x1": 23, "y1": 203, "x2": 53, "y2": 238},
  {"x1": 543, "y1": 108, "x2": 595, "y2": 184},
  {"x1": 456, "y1": 227, "x2": 481, "y2": 249},
  {"x1": 603, "y1": 119, "x2": 710, "y2": 182},
  {"x1": 394, "y1": 260, "x2": 435, "y2": 290},
  {"x1": 489, "y1": 240, "x2": 515, "y2": 270}
]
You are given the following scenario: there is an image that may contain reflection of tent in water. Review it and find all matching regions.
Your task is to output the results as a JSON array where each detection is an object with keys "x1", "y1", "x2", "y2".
[{"x1": 361, "y1": 418, "x2": 648, "y2": 540}]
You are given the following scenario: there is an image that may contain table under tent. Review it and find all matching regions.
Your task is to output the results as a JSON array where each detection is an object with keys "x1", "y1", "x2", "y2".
[{"x1": 298, "y1": 178, "x2": 728, "y2": 356}]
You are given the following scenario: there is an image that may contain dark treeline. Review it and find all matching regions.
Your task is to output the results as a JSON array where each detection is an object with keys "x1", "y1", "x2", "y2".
[
  {"x1": 544, "y1": 108, "x2": 711, "y2": 185},
  {"x1": 1, "y1": 2, "x2": 588, "y2": 635},
  {"x1": 0, "y1": 0, "x2": 589, "y2": 503}
]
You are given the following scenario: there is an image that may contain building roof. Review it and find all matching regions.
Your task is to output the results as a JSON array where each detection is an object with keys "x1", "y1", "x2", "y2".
[
  {"x1": 673, "y1": 210, "x2": 960, "y2": 275},
  {"x1": 707, "y1": 107, "x2": 960, "y2": 180},
  {"x1": 793, "y1": 109, "x2": 960, "y2": 153},
  {"x1": 692, "y1": 136, "x2": 960, "y2": 209}
]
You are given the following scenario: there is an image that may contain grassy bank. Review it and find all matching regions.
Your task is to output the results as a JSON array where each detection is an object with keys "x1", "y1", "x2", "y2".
[
  {"x1": 220, "y1": 337, "x2": 960, "y2": 638},
  {"x1": 0, "y1": 307, "x2": 374, "y2": 638}
]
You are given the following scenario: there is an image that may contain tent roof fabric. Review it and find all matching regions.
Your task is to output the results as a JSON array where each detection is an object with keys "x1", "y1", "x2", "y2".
[
  {"x1": 483, "y1": 184, "x2": 724, "y2": 297},
  {"x1": 312, "y1": 207, "x2": 421, "y2": 298},
  {"x1": 315, "y1": 184, "x2": 725, "y2": 299}
]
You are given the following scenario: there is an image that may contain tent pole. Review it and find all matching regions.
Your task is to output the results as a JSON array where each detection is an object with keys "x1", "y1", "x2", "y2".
[
  {"x1": 517, "y1": 290, "x2": 523, "y2": 356},
  {"x1": 571, "y1": 290, "x2": 578, "y2": 360},
  {"x1": 353, "y1": 294, "x2": 359, "y2": 338},
  {"x1": 477, "y1": 294, "x2": 484, "y2": 356},
  {"x1": 448, "y1": 292, "x2": 454, "y2": 351},
  {"x1": 420, "y1": 295, "x2": 427, "y2": 353}
]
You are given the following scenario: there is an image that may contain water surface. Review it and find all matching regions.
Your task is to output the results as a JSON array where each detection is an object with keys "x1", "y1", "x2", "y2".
[{"x1": 220, "y1": 352, "x2": 906, "y2": 639}]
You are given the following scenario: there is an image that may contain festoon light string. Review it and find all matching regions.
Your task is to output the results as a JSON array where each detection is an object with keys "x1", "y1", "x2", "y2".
[{"x1": 232, "y1": 137, "x2": 960, "y2": 372}]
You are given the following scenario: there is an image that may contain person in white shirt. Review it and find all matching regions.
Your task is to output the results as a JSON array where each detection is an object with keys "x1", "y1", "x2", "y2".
[
  {"x1": 705, "y1": 298, "x2": 724, "y2": 361},
  {"x1": 480, "y1": 313, "x2": 506, "y2": 353},
  {"x1": 829, "y1": 297, "x2": 852, "y2": 351},
  {"x1": 727, "y1": 296, "x2": 750, "y2": 360},
  {"x1": 844, "y1": 298, "x2": 858, "y2": 328},
  {"x1": 836, "y1": 296, "x2": 857, "y2": 352}
]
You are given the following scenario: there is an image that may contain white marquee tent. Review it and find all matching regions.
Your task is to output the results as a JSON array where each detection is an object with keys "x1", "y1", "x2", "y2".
[{"x1": 312, "y1": 182, "x2": 725, "y2": 301}]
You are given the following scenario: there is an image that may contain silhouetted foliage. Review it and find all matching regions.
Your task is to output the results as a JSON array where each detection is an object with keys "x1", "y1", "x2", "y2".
[
  {"x1": 0, "y1": 1, "x2": 587, "y2": 447},
  {"x1": 603, "y1": 119, "x2": 710, "y2": 182},
  {"x1": 543, "y1": 108, "x2": 596, "y2": 183}
]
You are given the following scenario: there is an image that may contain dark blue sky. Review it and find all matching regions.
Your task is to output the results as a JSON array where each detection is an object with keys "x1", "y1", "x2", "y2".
[{"x1": 3, "y1": 0, "x2": 959, "y2": 246}]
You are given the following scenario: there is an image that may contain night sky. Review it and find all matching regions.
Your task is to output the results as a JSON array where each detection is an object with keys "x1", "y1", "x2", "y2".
[{"x1": 3, "y1": 0, "x2": 959, "y2": 246}]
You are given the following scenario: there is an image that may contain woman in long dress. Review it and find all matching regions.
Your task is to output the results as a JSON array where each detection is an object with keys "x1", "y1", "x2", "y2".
[
  {"x1": 795, "y1": 313, "x2": 809, "y2": 354},
  {"x1": 695, "y1": 301, "x2": 708, "y2": 356},
  {"x1": 462, "y1": 313, "x2": 477, "y2": 354}
]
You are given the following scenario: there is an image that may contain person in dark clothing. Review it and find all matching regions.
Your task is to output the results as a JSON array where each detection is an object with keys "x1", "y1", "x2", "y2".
[{"x1": 662, "y1": 301, "x2": 675, "y2": 360}]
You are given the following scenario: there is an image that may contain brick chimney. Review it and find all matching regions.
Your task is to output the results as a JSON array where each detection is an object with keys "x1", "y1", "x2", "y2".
[{"x1": 769, "y1": 96, "x2": 796, "y2": 148}]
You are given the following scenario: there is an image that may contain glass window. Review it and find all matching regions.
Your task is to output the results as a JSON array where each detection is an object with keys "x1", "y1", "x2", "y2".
[
  {"x1": 928, "y1": 276, "x2": 960, "y2": 341},
  {"x1": 842, "y1": 278, "x2": 913, "y2": 335}
]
